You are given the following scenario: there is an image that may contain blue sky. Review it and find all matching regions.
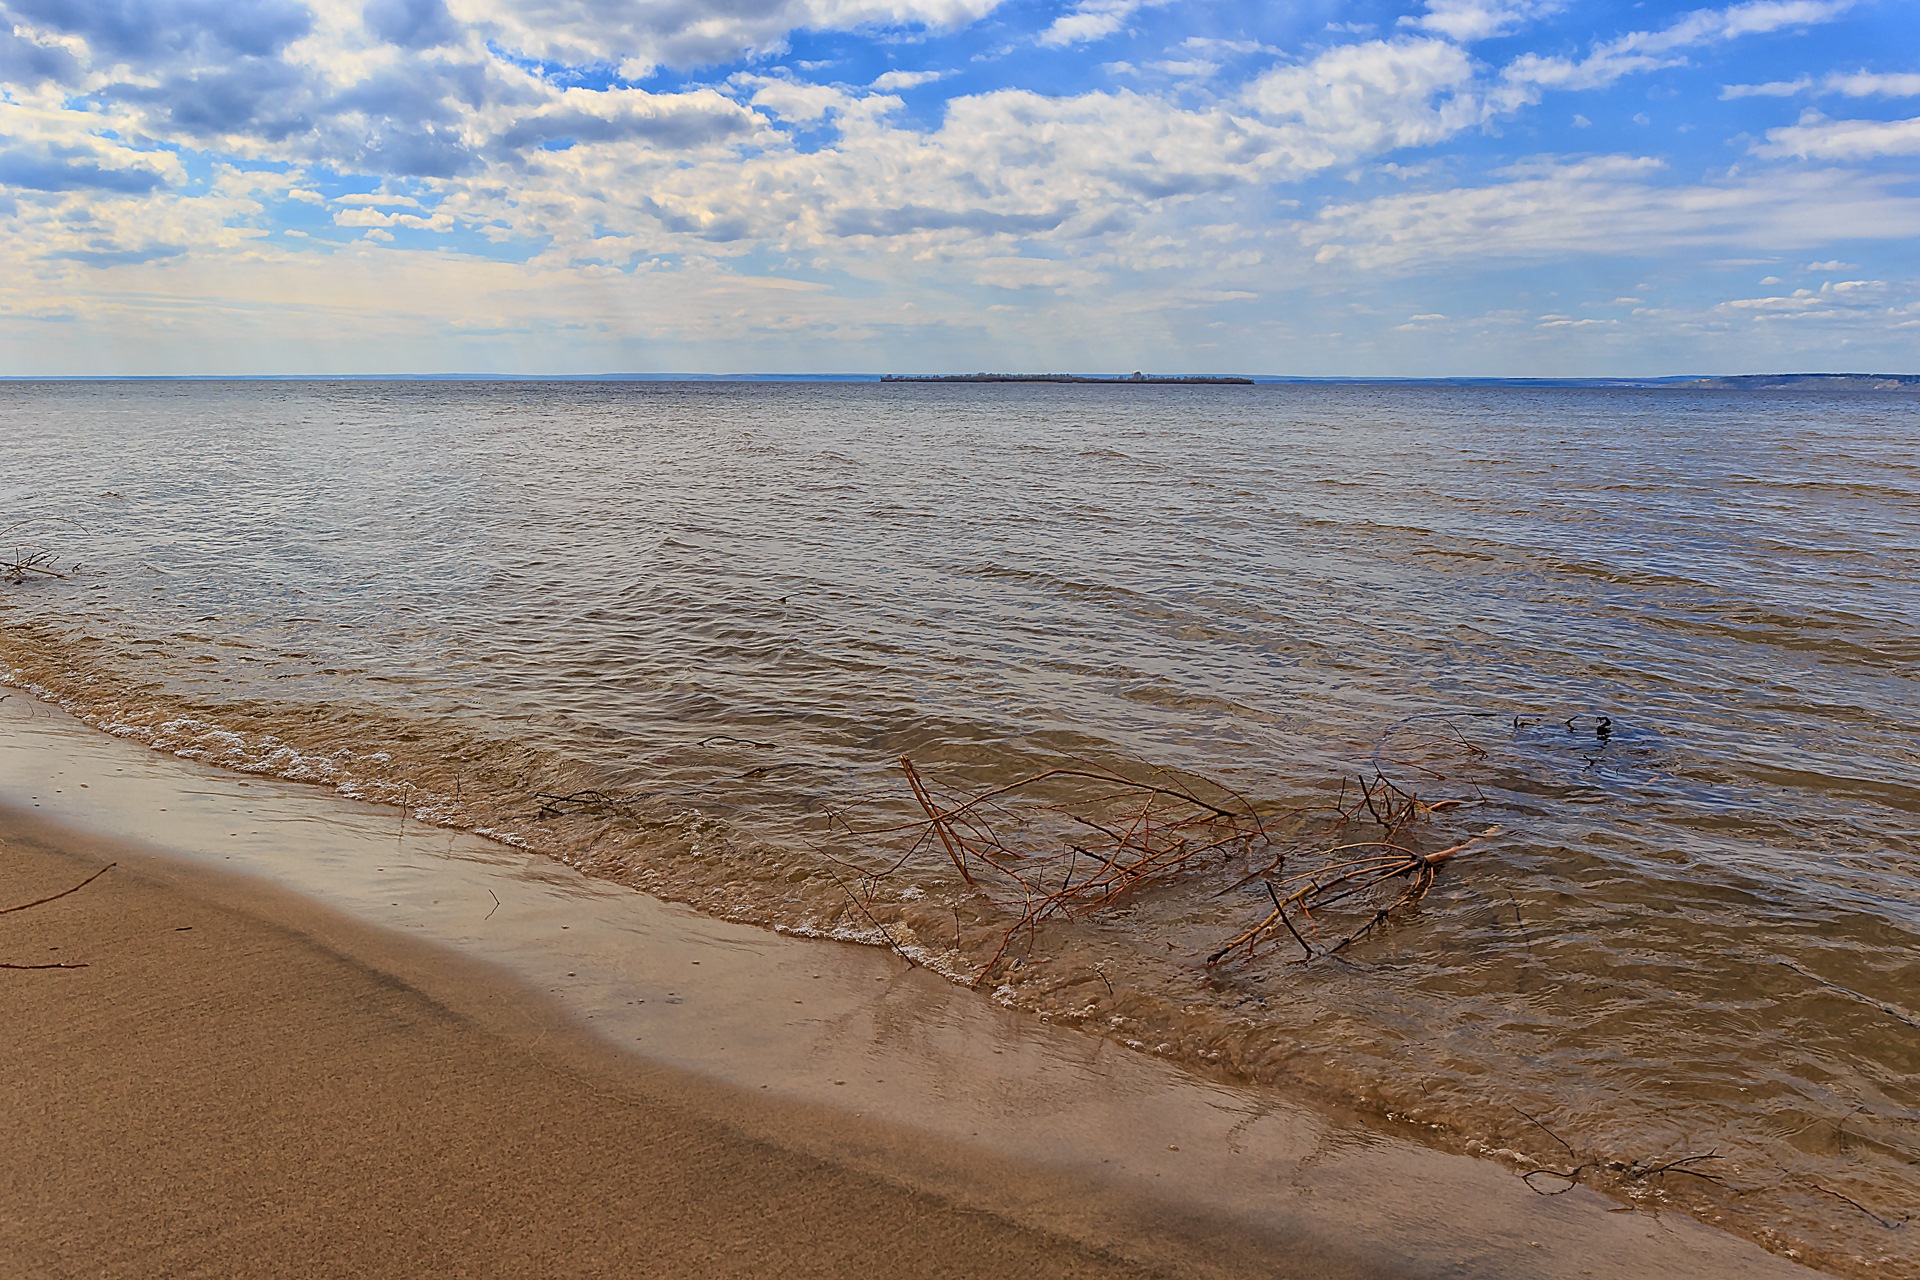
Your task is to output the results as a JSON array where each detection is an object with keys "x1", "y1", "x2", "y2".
[{"x1": 0, "y1": 0, "x2": 1915, "y2": 375}]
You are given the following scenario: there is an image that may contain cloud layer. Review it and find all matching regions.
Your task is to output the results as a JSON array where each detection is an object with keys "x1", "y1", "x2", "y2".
[{"x1": 0, "y1": 0, "x2": 1915, "y2": 374}]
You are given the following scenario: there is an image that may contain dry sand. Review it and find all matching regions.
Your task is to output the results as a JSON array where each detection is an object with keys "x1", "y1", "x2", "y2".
[{"x1": 1, "y1": 810, "x2": 1174, "y2": 1280}]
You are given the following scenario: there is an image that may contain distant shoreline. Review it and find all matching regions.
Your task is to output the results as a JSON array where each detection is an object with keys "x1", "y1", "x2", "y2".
[
  {"x1": 880, "y1": 373, "x2": 1257, "y2": 385},
  {"x1": 1664, "y1": 373, "x2": 1920, "y2": 391},
  {"x1": 2, "y1": 372, "x2": 1914, "y2": 388}
]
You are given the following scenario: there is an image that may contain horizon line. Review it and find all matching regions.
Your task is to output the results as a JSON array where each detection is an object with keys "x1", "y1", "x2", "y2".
[{"x1": 3, "y1": 371, "x2": 1917, "y2": 385}]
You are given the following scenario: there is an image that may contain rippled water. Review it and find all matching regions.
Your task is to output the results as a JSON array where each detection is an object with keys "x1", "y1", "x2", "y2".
[{"x1": 4, "y1": 380, "x2": 1916, "y2": 1274}]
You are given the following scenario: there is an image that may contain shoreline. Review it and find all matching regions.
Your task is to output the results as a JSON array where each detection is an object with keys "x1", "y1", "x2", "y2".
[{"x1": 0, "y1": 688, "x2": 1828, "y2": 1278}]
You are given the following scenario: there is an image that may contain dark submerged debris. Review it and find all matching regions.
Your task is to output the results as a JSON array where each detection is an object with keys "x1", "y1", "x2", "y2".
[
  {"x1": 1, "y1": 518, "x2": 82, "y2": 584},
  {"x1": 522, "y1": 712, "x2": 1588, "y2": 990},
  {"x1": 853, "y1": 749, "x2": 1498, "y2": 988},
  {"x1": 1511, "y1": 1106, "x2": 1728, "y2": 1198},
  {"x1": 1777, "y1": 958, "x2": 1920, "y2": 1029},
  {"x1": 1811, "y1": 1183, "x2": 1911, "y2": 1231}
]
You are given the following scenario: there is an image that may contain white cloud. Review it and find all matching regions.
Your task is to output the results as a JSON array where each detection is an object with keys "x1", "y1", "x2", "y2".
[
  {"x1": 1147, "y1": 58, "x2": 1219, "y2": 78},
  {"x1": 1301, "y1": 156, "x2": 1920, "y2": 270},
  {"x1": 749, "y1": 78, "x2": 860, "y2": 122},
  {"x1": 1725, "y1": 70, "x2": 1920, "y2": 98},
  {"x1": 1714, "y1": 278, "x2": 1903, "y2": 325},
  {"x1": 871, "y1": 68, "x2": 948, "y2": 90},
  {"x1": 460, "y1": 0, "x2": 1005, "y2": 74},
  {"x1": 334, "y1": 206, "x2": 457, "y2": 231},
  {"x1": 1823, "y1": 70, "x2": 1920, "y2": 97},
  {"x1": 1246, "y1": 39, "x2": 1486, "y2": 155},
  {"x1": 0, "y1": 100, "x2": 186, "y2": 197},
  {"x1": 495, "y1": 85, "x2": 768, "y2": 150},
  {"x1": 215, "y1": 167, "x2": 325, "y2": 204},
  {"x1": 1759, "y1": 112, "x2": 1920, "y2": 160},
  {"x1": 1038, "y1": 0, "x2": 1168, "y2": 48},
  {"x1": 1408, "y1": 0, "x2": 1557, "y2": 44},
  {"x1": 1504, "y1": 0, "x2": 1853, "y2": 93},
  {"x1": 1182, "y1": 36, "x2": 1279, "y2": 57},
  {"x1": 1721, "y1": 77, "x2": 1812, "y2": 98},
  {"x1": 967, "y1": 255, "x2": 1109, "y2": 290},
  {"x1": 537, "y1": 36, "x2": 1519, "y2": 275}
]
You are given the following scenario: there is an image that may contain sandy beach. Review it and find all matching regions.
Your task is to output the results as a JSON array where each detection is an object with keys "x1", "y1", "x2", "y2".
[
  {"x1": 0, "y1": 691, "x2": 1835, "y2": 1279},
  {"x1": 1, "y1": 808, "x2": 1175, "y2": 1280}
]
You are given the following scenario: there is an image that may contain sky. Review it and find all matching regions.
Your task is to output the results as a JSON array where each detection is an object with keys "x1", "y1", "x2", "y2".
[{"x1": 0, "y1": 0, "x2": 1916, "y2": 376}]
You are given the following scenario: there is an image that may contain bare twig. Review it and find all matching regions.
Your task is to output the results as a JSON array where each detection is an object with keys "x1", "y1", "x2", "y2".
[
  {"x1": 1812, "y1": 1182, "x2": 1911, "y2": 1230},
  {"x1": 1778, "y1": 959, "x2": 1920, "y2": 1028},
  {"x1": 901, "y1": 756, "x2": 976, "y2": 887},
  {"x1": 819, "y1": 864, "x2": 921, "y2": 969},
  {"x1": 1511, "y1": 1107, "x2": 1591, "y2": 1193},
  {"x1": 1512, "y1": 1105, "x2": 1577, "y2": 1158},
  {"x1": 1, "y1": 862, "x2": 116, "y2": 915},
  {"x1": 1273, "y1": 881, "x2": 1315, "y2": 960},
  {"x1": 1626, "y1": 1152, "x2": 1727, "y2": 1186}
]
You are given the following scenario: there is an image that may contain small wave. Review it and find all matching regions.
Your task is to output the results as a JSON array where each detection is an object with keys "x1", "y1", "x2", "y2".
[{"x1": 961, "y1": 561, "x2": 1159, "y2": 611}]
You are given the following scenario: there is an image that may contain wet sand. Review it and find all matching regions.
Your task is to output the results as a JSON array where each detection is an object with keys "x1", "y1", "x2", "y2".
[{"x1": 0, "y1": 689, "x2": 1830, "y2": 1279}]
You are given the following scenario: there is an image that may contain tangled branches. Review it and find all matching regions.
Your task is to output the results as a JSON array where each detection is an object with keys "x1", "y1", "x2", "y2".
[
  {"x1": 1205, "y1": 820, "x2": 1500, "y2": 966},
  {"x1": 516, "y1": 714, "x2": 1518, "y2": 988},
  {"x1": 854, "y1": 751, "x2": 1499, "y2": 988},
  {"x1": 2, "y1": 547, "x2": 67, "y2": 585},
  {"x1": 2, "y1": 519, "x2": 80, "y2": 585},
  {"x1": 1510, "y1": 1106, "x2": 1728, "y2": 1198}
]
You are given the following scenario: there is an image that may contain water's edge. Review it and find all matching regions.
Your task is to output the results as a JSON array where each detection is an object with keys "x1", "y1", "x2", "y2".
[{"x1": 0, "y1": 681, "x2": 1842, "y2": 1278}]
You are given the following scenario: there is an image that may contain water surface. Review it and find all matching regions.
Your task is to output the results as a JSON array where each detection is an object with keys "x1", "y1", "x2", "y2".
[{"x1": 3, "y1": 380, "x2": 1915, "y2": 1274}]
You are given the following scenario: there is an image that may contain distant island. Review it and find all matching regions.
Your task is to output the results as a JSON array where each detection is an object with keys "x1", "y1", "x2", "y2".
[
  {"x1": 1669, "y1": 373, "x2": 1920, "y2": 391},
  {"x1": 881, "y1": 372, "x2": 1255, "y2": 385}
]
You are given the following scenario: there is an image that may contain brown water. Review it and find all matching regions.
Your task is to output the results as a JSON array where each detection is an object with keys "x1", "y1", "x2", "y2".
[{"x1": 3, "y1": 379, "x2": 1916, "y2": 1274}]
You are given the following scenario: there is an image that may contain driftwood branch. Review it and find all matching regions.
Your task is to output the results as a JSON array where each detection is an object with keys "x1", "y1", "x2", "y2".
[
  {"x1": 1, "y1": 862, "x2": 116, "y2": 915},
  {"x1": 3, "y1": 862, "x2": 115, "y2": 974}
]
